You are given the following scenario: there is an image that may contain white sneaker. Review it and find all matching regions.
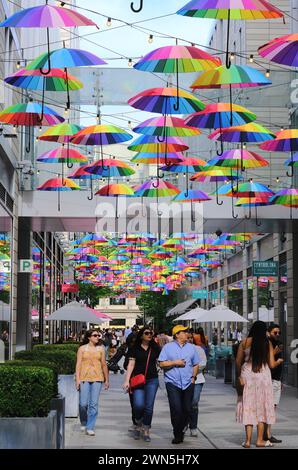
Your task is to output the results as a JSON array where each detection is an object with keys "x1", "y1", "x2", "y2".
[
  {"x1": 190, "y1": 428, "x2": 198, "y2": 437},
  {"x1": 86, "y1": 430, "x2": 95, "y2": 436},
  {"x1": 80, "y1": 426, "x2": 86, "y2": 432}
]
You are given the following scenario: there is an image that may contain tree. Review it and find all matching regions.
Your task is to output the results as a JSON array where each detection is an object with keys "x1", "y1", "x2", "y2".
[
  {"x1": 137, "y1": 291, "x2": 177, "y2": 332},
  {"x1": 77, "y1": 283, "x2": 113, "y2": 308}
]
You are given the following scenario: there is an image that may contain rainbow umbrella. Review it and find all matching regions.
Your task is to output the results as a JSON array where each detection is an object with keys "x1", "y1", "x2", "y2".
[
  {"x1": 133, "y1": 116, "x2": 200, "y2": 137},
  {"x1": 128, "y1": 135, "x2": 189, "y2": 153},
  {"x1": 128, "y1": 87, "x2": 205, "y2": 115},
  {"x1": 134, "y1": 45, "x2": 220, "y2": 110},
  {"x1": 4, "y1": 68, "x2": 82, "y2": 91},
  {"x1": 85, "y1": 158, "x2": 135, "y2": 178},
  {"x1": 37, "y1": 177, "x2": 80, "y2": 211},
  {"x1": 284, "y1": 152, "x2": 298, "y2": 168},
  {"x1": 134, "y1": 179, "x2": 180, "y2": 197},
  {"x1": 95, "y1": 183, "x2": 135, "y2": 218},
  {"x1": 206, "y1": 149, "x2": 269, "y2": 170},
  {"x1": 173, "y1": 189, "x2": 211, "y2": 222},
  {"x1": 161, "y1": 157, "x2": 206, "y2": 173},
  {"x1": 130, "y1": 152, "x2": 185, "y2": 165},
  {"x1": 191, "y1": 168, "x2": 241, "y2": 205},
  {"x1": 37, "y1": 122, "x2": 82, "y2": 143},
  {"x1": 37, "y1": 147, "x2": 87, "y2": 184},
  {"x1": 209, "y1": 123, "x2": 276, "y2": 171},
  {"x1": 68, "y1": 164, "x2": 101, "y2": 201},
  {"x1": 260, "y1": 129, "x2": 298, "y2": 177},
  {"x1": 177, "y1": 1, "x2": 283, "y2": 68},
  {"x1": 258, "y1": 33, "x2": 298, "y2": 67},
  {"x1": 270, "y1": 188, "x2": 298, "y2": 208},
  {"x1": 235, "y1": 195, "x2": 273, "y2": 225},
  {"x1": 185, "y1": 103, "x2": 256, "y2": 129}
]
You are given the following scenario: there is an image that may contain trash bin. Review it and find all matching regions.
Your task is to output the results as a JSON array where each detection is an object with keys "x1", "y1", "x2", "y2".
[
  {"x1": 224, "y1": 356, "x2": 232, "y2": 384},
  {"x1": 215, "y1": 357, "x2": 225, "y2": 379}
]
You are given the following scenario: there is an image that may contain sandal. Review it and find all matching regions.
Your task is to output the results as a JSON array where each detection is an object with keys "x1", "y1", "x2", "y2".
[
  {"x1": 241, "y1": 442, "x2": 251, "y2": 448},
  {"x1": 256, "y1": 440, "x2": 273, "y2": 448}
]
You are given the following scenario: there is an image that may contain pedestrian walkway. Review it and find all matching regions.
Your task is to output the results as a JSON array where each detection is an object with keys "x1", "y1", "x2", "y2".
[{"x1": 65, "y1": 373, "x2": 298, "y2": 449}]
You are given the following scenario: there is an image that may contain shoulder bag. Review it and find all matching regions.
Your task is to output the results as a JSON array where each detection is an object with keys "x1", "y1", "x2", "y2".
[{"x1": 129, "y1": 348, "x2": 152, "y2": 390}]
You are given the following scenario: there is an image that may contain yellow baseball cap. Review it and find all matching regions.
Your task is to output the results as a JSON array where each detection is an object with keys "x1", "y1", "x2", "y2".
[{"x1": 172, "y1": 325, "x2": 189, "y2": 336}]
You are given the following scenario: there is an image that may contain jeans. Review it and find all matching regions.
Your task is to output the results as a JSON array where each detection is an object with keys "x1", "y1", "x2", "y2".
[
  {"x1": 165, "y1": 382, "x2": 194, "y2": 438},
  {"x1": 133, "y1": 377, "x2": 159, "y2": 428},
  {"x1": 79, "y1": 381, "x2": 102, "y2": 431},
  {"x1": 189, "y1": 383, "x2": 204, "y2": 430}
]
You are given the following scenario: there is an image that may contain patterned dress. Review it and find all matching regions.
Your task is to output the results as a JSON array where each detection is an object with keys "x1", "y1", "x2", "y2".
[{"x1": 236, "y1": 347, "x2": 275, "y2": 425}]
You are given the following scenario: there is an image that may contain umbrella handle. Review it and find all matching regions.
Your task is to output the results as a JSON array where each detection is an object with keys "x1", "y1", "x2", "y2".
[
  {"x1": 216, "y1": 179, "x2": 223, "y2": 205},
  {"x1": 131, "y1": 0, "x2": 143, "y2": 13},
  {"x1": 216, "y1": 138, "x2": 224, "y2": 156},
  {"x1": 255, "y1": 205, "x2": 262, "y2": 227},
  {"x1": 287, "y1": 153, "x2": 294, "y2": 177},
  {"x1": 40, "y1": 28, "x2": 51, "y2": 75},
  {"x1": 244, "y1": 201, "x2": 252, "y2": 220},
  {"x1": 225, "y1": 12, "x2": 231, "y2": 69},
  {"x1": 115, "y1": 197, "x2": 119, "y2": 219},
  {"x1": 152, "y1": 179, "x2": 160, "y2": 188},
  {"x1": 173, "y1": 63, "x2": 180, "y2": 112},
  {"x1": 157, "y1": 167, "x2": 164, "y2": 179},
  {"x1": 231, "y1": 195, "x2": 238, "y2": 219},
  {"x1": 25, "y1": 126, "x2": 31, "y2": 154},
  {"x1": 87, "y1": 179, "x2": 94, "y2": 201},
  {"x1": 191, "y1": 200, "x2": 196, "y2": 223}
]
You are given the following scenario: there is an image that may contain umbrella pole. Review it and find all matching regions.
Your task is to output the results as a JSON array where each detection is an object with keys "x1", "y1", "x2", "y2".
[
  {"x1": 173, "y1": 59, "x2": 180, "y2": 112},
  {"x1": 245, "y1": 195, "x2": 252, "y2": 220},
  {"x1": 185, "y1": 165, "x2": 189, "y2": 197},
  {"x1": 191, "y1": 200, "x2": 196, "y2": 223},
  {"x1": 66, "y1": 141, "x2": 73, "y2": 169},
  {"x1": 88, "y1": 178, "x2": 94, "y2": 201},
  {"x1": 131, "y1": 0, "x2": 143, "y2": 13},
  {"x1": 25, "y1": 126, "x2": 31, "y2": 154},
  {"x1": 229, "y1": 84, "x2": 233, "y2": 126},
  {"x1": 225, "y1": 10, "x2": 231, "y2": 69},
  {"x1": 40, "y1": 27, "x2": 51, "y2": 75},
  {"x1": 240, "y1": 141, "x2": 245, "y2": 172},
  {"x1": 64, "y1": 67, "x2": 70, "y2": 112},
  {"x1": 58, "y1": 188, "x2": 61, "y2": 212},
  {"x1": 286, "y1": 151, "x2": 294, "y2": 177},
  {"x1": 115, "y1": 197, "x2": 119, "y2": 219},
  {"x1": 216, "y1": 178, "x2": 223, "y2": 205},
  {"x1": 157, "y1": 98, "x2": 168, "y2": 144},
  {"x1": 255, "y1": 205, "x2": 262, "y2": 227},
  {"x1": 216, "y1": 110, "x2": 224, "y2": 156},
  {"x1": 231, "y1": 193, "x2": 238, "y2": 219}
]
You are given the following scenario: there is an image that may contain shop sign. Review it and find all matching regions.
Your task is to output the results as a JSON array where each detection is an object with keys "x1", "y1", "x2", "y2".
[
  {"x1": 252, "y1": 261, "x2": 278, "y2": 277},
  {"x1": 192, "y1": 289, "x2": 208, "y2": 299},
  {"x1": 61, "y1": 283, "x2": 79, "y2": 293},
  {"x1": 19, "y1": 259, "x2": 33, "y2": 273},
  {"x1": 0, "y1": 260, "x2": 11, "y2": 273}
]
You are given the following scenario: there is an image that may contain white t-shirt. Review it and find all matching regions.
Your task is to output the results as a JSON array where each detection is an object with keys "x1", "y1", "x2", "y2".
[{"x1": 194, "y1": 345, "x2": 207, "y2": 384}]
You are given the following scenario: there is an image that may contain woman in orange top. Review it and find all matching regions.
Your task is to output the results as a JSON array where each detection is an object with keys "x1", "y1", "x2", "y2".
[{"x1": 75, "y1": 329, "x2": 109, "y2": 436}]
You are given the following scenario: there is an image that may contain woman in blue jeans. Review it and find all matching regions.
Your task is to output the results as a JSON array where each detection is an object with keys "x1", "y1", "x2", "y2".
[{"x1": 123, "y1": 326, "x2": 160, "y2": 442}]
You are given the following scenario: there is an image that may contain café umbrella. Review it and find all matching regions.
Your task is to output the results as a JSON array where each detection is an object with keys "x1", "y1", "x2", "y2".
[{"x1": 46, "y1": 301, "x2": 105, "y2": 324}]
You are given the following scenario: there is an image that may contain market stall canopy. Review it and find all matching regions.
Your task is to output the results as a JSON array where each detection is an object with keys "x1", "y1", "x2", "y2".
[
  {"x1": 46, "y1": 301, "x2": 105, "y2": 323},
  {"x1": 248, "y1": 306, "x2": 274, "y2": 322},
  {"x1": 193, "y1": 305, "x2": 248, "y2": 323},
  {"x1": 173, "y1": 307, "x2": 209, "y2": 322},
  {"x1": 166, "y1": 298, "x2": 198, "y2": 317}
]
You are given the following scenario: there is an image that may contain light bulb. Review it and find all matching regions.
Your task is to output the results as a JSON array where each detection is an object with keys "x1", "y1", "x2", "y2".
[
  {"x1": 128, "y1": 120, "x2": 132, "y2": 128},
  {"x1": 39, "y1": 126, "x2": 42, "y2": 132},
  {"x1": 230, "y1": 52, "x2": 235, "y2": 60},
  {"x1": 249, "y1": 55, "x2": 254, "y2": 63},
  {"x1": 148, "y1": 34, "x2": 153, "y2": 44},
  {"x1": 266, "y1": 69, "x2": 270, "y2": 78},
  {"x1": 106, "y1": 17, "x2": 112, "y2": 27},
  {"x1": 64, "y1": 107, "x2": 69, "y2": 116},
  {"x1": 16, "y1": 61, "x2": 21, "y2": 69},
  {"x1": 96, "y1": 114, "x2": 100, "y2": 123},
  {"x1": 128, "y1": 59, "x2": 133, "y2": 67},
  {"x1": 276, "y1": 177, "x2": 279, "y2": 183}
]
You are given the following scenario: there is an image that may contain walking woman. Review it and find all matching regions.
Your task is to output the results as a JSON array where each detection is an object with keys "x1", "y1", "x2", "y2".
[
  {"x1": 123, "y1": 326, "x2": 160, "y2": 442},
  {"x1": 236, "y1": 321, "x2": 283, "y2": 448},
  {"x1": 75, "y1": 329, "x2": 109, "y2": 436}
]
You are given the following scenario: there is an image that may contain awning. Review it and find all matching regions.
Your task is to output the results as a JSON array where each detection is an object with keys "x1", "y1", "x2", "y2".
[
  {"x1": 166, "y1": 298, "x2": 198, "y2": 317},
  {"x1": 46, "y1": 301, "x2": 105, "y2": 323}
]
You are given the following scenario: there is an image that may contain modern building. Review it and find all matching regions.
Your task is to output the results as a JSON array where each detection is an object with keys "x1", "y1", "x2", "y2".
[{"x1": 96, "y1": 296, "x2": 142, "y2": 329}]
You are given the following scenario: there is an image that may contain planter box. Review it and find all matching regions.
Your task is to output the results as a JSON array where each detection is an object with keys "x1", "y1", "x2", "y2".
[
  {"x1": 58, "y1": 374, "x2": 79, "y2": 418},
  {"x1": 50, "y1": 395, "x2": 65, "y2": 449},
  {"x1": 0, "y1": 410, "x2": 57, "y2": 449}
]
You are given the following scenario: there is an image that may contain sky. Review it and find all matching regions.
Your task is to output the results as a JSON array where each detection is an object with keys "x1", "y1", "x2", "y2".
[{"x1": 75, "y1": 0, "x2": 215, "y2": 130}]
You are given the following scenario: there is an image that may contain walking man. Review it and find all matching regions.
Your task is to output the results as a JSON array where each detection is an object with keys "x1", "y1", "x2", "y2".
[{"x1": 158, "y1": 325, "x2": 200, "y2": 444}]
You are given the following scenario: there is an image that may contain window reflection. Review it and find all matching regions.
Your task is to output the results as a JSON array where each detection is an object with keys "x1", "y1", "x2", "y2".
[{"x1": 0, "y1": 230, "x2": 11, "y2": 361}]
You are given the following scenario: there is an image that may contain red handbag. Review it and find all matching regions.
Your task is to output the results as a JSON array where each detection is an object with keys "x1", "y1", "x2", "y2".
[{"x1": 129, "y1": 349, "x2": 152, "y2": 390}]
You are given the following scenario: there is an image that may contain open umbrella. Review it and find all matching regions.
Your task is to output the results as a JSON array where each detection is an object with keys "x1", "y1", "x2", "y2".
[
  {"x1": 173, "y1": 189, "x2": 211, "y2": 222},
  {"x1": 68, "y1": 164, "x2": 101, "y2": 201},
  {"x1": 133, "y1": 116, "x2": 200, "y2": 137},
  {"x1": 258, "y1": 33, "x2": 298, "y2": 67},
  {"x1": 259, "y1": 129, "x2": 298, "y2": 177},
  {"x1": 192, "y1": 304, "x2": 248, "y2": 323},
  {"x1": 270, "y1": 188, "x2": 298, "y2": 219},
  {"x1": 37, "y1": 122, "x2": 82, "y2": 143},
  {"x1": 134, "y1": 179, "x2": 180, "y2": 216},
  {"x1": 37, "y1": 147, "x2": 88, "y2": 183},
  {"x1": 37, "y1": 177, "x2": 80, "y2": 211},
  {"x1": 46, "y1": 301, "x2": 104, "y2": 324},
  {"x1": 177, "y1": 0, "x2": 283, "y2": 68},
  {"x1": 191, "y1": 168, "x2": 241, "y2": 205},
  {"x1": 134, "y1": 44, "x2": 220, "y2": 110},
  {"x1": 95, "y1": 183, "x2": 135, "y2": 218},
  {"x1": 206, "y1": 149, "x2": 269, "y2": 170},
  {"x1": 4, "y1": 68, "x2": 82, "y2": 91}
]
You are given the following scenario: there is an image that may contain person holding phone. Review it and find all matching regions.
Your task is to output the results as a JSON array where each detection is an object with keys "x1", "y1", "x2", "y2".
[
  {"x1": 75, "y1": 329, "x2": 109, "y2": 436},
  {"x1": 158, "y1": 325, "x2": 200, "y2": 444}
]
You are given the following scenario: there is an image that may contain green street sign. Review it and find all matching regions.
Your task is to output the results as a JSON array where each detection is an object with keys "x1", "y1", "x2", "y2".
[
  {"x1": 252, "y1": 261, "x2": 279, "y2": 277},
  {"x1": 192, "y1": 289, "x2": 208, "y2": 299}
]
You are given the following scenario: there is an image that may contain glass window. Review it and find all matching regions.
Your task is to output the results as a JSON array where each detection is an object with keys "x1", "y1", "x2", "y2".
[
  {"x1": 110, "y1": 298, "x2": 126, "y2": 306},
  {"x1": 0, "y1": 206, "x2": 12, "y2": 361}
]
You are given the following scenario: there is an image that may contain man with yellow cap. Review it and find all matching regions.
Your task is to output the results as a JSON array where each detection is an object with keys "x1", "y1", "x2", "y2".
[{"x1": 158, "y1": 325, "x2": 200, "y2": 444}]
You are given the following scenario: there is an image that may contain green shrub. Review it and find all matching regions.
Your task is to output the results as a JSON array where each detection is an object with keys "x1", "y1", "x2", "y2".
[
  {"x1": 33, "y1": 343, "x2": 80, "y2": 353},
  {"x1": 0, "y1": 366, "x2": 56, "y2": 417},
  {"x1": 1, "y1": 360, "x2": 59, "y2": 385},
  {"x1": 15, "y1": 349, "x2": 77, "y2": 375}
]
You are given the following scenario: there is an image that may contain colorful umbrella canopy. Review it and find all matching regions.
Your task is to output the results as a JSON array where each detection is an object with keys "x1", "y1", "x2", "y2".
[
  {"x1": 95, "y1": 183, "x2": 135, "y2": 197},
  {"x1": 173, "y1": 189, "x2": 211, "y2": 202},
  {"x1": 68, "y1": 164, "x2": 101, "y2": 180},
  {"x1": 4, "y1": 68, "x2": 82, "y2": 91},
  {"x1": 191, "y1": 168, "x2": 241, "y2": 181},
  {"x1": 133, "y1": 116, "x2": 200, "y2": 137},
  {"x1": 128, "y1": 87, "x2": 205, "y2": 114},
  {"x1": 128, "y1": 135, "x2": 189, "y2": 153},
  {"x1": 258, "y1": 33, "x2": 298, "y2": 67},
  {"x1": 217, "y1": 181, "x2": 274, "y2": 197},
  {"x1": 206, "y1": 149, "x2": 269, "y2": 169},
  {"x1": 259, "y1": 129, "x2": 298, "y2": 152},
  {"x1": 85, "y1": 158, "x2": 135, "y2": 177},
  {"x1": 161, "y1": 157, "x2": 207, "y2": 173},
  {"x1": 185, "y1": 103, "x2": 256, "y2": 129},
  {"x1": 37, "y1": 177, "x2": 80, "y2": 191},
  {"x1": 37, "y1": 122, "x2": 82, "y2": 143},
  {"x1": 270, "y1": 188, "x2": 298, "y2": 208},
  {"x1": 130, "y1": 152, "x2": 185, "y2": 164},
  {"x1": 26, "y1": 48, "x2": 107, "y2": 71},
  {"x1": 0, "y1": 4, "x2": 98, "y2": 28},
  {"x1": 37, "y1": 147, "x2": 88, "y2": 164},
  {"x1": 71, "y1": 125, "x2": 133, "y2": 146},
  {"x1": 0, "y1": 101, "x2": 64, "y2": 126},
  {"x1": 209, "y1": 123, "x2": 276, "y2": 144},
  {"x1": 284, "y1": 152, "x2": 298, "y2": 167},
  {"x1": 191, "y1": 64, "x2": 271, "y2": 89},
  {"x1": 134, "y1": 179, "x2": 180, "y2": 197}
]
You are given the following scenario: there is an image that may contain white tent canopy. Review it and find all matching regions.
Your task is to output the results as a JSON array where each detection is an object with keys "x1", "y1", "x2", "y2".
[
  {"x1": 173, "y1": 307, "x2": 209, "y2": 322},
  {"x1": 0, "y1": 301, "x2": 10, "y2": 322},
  {"x1": 46, "y1": 301, "x2": 104, "y2": 323},
  {"x1": 248, "y1": 306, "x2": 274, "y2": 322},
  {"x1": 166, "y1": 298, "x2": 197, "y2": 317},
  {"x1": 193, "y1": 305, "x2": 248, "y2": 323}
]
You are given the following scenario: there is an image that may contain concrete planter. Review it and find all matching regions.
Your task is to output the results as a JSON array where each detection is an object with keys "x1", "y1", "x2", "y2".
[
  {"x1": 58, "y1": 374, "x2": 79, "y2": 418},
  {"x1": 0, "y1": 410, "x2": 57, "y2": 449},
  {"x1": 50, "y1": 395, "x2": 65, "y2": 449}
]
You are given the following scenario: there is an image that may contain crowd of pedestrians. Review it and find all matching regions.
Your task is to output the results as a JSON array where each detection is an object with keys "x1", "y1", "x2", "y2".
[{"x1": 75, "y1": 321, "x2": 284, "y2": 447}]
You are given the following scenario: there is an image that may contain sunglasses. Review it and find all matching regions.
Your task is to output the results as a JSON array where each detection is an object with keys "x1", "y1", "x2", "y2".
[
  {"x1": 144, "y1": 331, "x2": 153, "y2": 336},
  {"x1": 272, "y1": 332, "x2": 280, "y2": 336},
  {"x1": 91, "y1": 334, "x2": 100, "y2": 337}
]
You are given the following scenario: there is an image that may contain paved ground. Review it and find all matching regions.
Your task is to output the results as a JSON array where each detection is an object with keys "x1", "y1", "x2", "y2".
[{"x1": 65, "y1": 372, "x2": 298, "y2": 450}]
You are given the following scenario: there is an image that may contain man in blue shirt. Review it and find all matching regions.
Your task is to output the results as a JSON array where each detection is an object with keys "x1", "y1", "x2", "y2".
[{"x1": 159, "y1": 325, "x2": 200, "y2": 444}]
